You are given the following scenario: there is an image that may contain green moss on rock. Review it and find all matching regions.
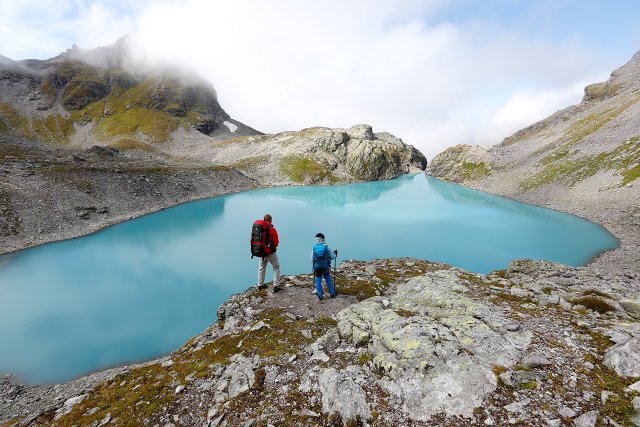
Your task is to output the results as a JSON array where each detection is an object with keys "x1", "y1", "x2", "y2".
[
  {"x1": 278, "y1": 155, "x2": 335, "y2": 184},
  {"x1": 460, "y1": 162, "x2": 491, "y2": 180}
]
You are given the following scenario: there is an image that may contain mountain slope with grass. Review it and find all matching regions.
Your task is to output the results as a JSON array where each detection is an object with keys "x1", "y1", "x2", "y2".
[
  {"x1": 0, "y1": 38, "x2": 426, "y2": 255},
  {"x1": 427, "y1": 50, "x2": 640, "y2": 275}
]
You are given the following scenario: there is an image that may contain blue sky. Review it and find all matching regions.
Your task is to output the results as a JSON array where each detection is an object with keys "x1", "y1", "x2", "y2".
[{"x1": 1, "y1": 0, "x2": 639, "y2": 157}]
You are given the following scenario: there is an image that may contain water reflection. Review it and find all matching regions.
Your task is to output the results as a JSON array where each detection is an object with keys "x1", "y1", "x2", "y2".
[{"x1": 268, "y1": 174, "x2": 407, "y2": 207}]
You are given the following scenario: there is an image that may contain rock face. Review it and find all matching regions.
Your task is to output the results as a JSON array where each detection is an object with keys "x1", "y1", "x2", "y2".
[
  {"x1": 426, "y1": 144, "x2": 492, "y2": 183},
  {"x1": 204, "y1": 124, "x2": 427, "y2": 185},
  {"x1": 9, "y1": 257, "x2": 639, "y2": 427},
  {"x1": 426, "y1": 49, "x2": 640, "y2": 275},
  {"x1": 337, "y1": 270, "x2": 531, "y2": 420}
]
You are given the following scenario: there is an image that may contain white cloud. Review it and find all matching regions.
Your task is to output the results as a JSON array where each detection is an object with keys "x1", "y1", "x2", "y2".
[{"x1": 0, "y1": 0, "x2": 629, "y2": 158}]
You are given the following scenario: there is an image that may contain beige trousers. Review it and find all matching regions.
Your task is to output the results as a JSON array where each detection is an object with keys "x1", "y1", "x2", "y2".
[{"x1": 257, "y1": 252, "x2": 280, "y2": 287}]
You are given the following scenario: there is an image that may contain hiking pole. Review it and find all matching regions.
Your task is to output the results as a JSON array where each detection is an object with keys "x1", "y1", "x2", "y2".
[
  {"x1": 311, "y1": 264, "x2": 315, "y2": 294},
  {"x1": 333, "y1": 249, "x2": 338, "y2": 287}
]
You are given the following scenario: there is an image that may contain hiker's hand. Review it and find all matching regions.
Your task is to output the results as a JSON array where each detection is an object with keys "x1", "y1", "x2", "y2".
[{"x1": 333, "y1": 249, "x2": 338, "y2": 256}]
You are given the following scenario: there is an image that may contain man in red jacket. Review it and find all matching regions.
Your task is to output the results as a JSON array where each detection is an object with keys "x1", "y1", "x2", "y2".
[{"x1": 256, "y1": 213, "x2": 280, "y2": 292}]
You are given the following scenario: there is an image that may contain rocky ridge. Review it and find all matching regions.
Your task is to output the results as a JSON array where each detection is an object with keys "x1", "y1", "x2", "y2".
[
  {"x1": 427, "y1": 50, "x2": 640, "y2": 275},
  {"x1": 3, "y1": 257, "x2": 640, "y2": 426}
]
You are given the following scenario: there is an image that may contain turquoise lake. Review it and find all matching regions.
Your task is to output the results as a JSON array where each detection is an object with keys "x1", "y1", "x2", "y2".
[{"x1": 0, "y1": 174, "x2": 618, "y2": 384}]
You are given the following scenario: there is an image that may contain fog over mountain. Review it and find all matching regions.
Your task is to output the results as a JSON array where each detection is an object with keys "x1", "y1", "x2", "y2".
[{"x1": 2, "y1": 1, "x2": 639, "y2": 158}]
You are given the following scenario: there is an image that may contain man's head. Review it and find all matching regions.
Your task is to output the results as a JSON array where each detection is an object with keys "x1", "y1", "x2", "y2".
[
  {"x1": 264, "y1": 214, "x2": 272, "y2": 223},
  {"x1": 315, "y1": 232, "x2": 325, "y2": 242}
]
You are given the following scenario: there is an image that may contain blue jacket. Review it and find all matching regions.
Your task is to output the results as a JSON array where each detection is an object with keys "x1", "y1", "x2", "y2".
[{"x1": 311, "y1": 242, "x2": 335, "y2": 271}]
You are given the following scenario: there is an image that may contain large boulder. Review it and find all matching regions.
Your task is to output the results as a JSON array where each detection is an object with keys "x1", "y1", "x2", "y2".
[
  {"x1": 604, "y1": 337, "x2": 640, "y2": 378},
  {"x1": 336, "y1": 270, "x2": 532, "y2": 421},
  {"x1": 318, "y1": 367, "x2": 371, "y2": 422}
]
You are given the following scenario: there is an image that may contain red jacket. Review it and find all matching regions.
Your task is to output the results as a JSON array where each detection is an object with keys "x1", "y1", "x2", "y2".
[{"x1": 256, "y1": 219, "x2": 279, "y2": 254}]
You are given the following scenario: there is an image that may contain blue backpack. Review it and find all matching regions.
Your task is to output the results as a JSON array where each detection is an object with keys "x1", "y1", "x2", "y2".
[{"x1": 312, "y1": 243, "x2": 330, "y2": 271}]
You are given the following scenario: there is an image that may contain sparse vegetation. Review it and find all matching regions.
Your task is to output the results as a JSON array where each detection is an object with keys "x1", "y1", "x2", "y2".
[
  {"x1": 110, "y1": 137, "x2": 156, "y2": 152},
  {"x1": 278, "y1": 155, "x2": 335, "y2": 184},
  {"x1": 582, "y1": 289, "x2": 614, "y2": 299},
  {"x1": 232, "y1": 155, "x2": 270, "y2": 170},
  {"x1": 569, "y1": 296, "x2": 616, "y2": 314},
  {"x1": 96, "y1": 107, "x2": 180, "y2": 142},
  {"x1": 0, "y1": 103, "x2": 74, "y2": 143},
  {"x1": 41, "y1": 306, "x2": 338, "y2": 426},
  {"x1": 579, "y1": 328, "x2": 639, "y2": 427},
  {"x1": 460, "y1": 161, "x2": 491, "y2": 180},
  {"x1": 521, "y1": 135, "x2": 640, "y2": 190},
  {"x1": 563, "y1": 103, "x2": 634, "y2": 147}
]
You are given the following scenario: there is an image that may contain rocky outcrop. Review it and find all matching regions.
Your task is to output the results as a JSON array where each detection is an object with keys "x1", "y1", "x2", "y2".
[
  {"x1": 8, "y1": 257, "x2": 640, "y2": 427},
  {"x1": 426, "y1": 144, "x2": 492, "y2": 183},
  {"x1": 426, "y1": 50, "x2": 640, "y2": 275},
  {"x1": 337, "y1": 270, "x2": 531, "y2": 420},
  {"x1": 205, "y1": 124, "x2": 427, "y2": 185}
]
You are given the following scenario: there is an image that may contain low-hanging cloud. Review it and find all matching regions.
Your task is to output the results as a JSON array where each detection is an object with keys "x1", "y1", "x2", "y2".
[{"x1": 0, "y1": 0, "x2": 634, "y2": 158}]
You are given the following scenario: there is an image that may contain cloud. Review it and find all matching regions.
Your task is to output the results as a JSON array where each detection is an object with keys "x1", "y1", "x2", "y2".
[{"x1": 0, "y1": 0, "x2": 633, "y2": 158}]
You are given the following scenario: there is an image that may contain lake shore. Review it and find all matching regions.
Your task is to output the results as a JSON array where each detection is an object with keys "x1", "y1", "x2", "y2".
[{"x1": 457, "y1": 175, "x2": 639, "y2": 277}]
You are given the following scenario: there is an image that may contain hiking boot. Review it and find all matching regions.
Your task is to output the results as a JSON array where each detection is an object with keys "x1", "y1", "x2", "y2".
[
  {"x1": 317, "y1": 294, "x2": 324, "y2": 301},
  {"x1": 330, "y1": 292, "x2": 337, "y2": 299},
  {"x1": 256, "y1": 283, "x2": 267, "y2": 290},
  {"x1": 271, "y1": 285, "x2": 281, "y2": 294},
  {"x1": 312, "y1": 288, "x2": 317, "y2": 295}
]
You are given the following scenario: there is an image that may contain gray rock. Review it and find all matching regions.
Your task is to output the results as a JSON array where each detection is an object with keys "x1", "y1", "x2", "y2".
[
  {"x1": 620, "y1": 300, "x2": 640, "y2": 319},
  {"x1": 504, "y1": 398, "x2": 530, "y2": 413},
  {"x1": 55, "y1": 394, "x2": 86, "y2": 420},
  {"x1": 337, "y1": 270, "x2": 532, "y2": 421},
  {"x1": 559, "y1": 406, "x2": 577, "y2": 418},
  {"x1": 504, "y1": 321, "x2": 521, "y2": 331},
  {"x1": 250, "y1": 321, "x2": 266, "y2": 331},
  {"x1": 499, "y1": 371, "x2": 546, "y2": 387},
  {"x1": 310, "y1": 351, "x2": 329, "y2": 363},
  {"x1": 210, "y1": 413, "x2": 225, "y2": 427},
  {"x1": 632, "y1": 396, "x2": 640, "y2": 424},
  {"x1": 97, "y1": 413, "x2": 112, "y2": 426},
  {"x1": 217, "y1": 354, "x2": 256, "y2": 398},
  {"x1": 297, "y1": 409, "x2": 320, "y2": 417},
  {"x1": 521, "y1": 352, "x2": 552, "y2": 368},
  {"x1": 604, "y1": 337, "x2": 640, "y2": 378},
  {"x1": 573, "y1": 410, "x2": 598, "y2": 427},
  {"x1": 318, "y1": 368, "x2": 371, "y2": 422},
  {"x1": 347, "y1": 124, "x2": 374, "y2": 140}
]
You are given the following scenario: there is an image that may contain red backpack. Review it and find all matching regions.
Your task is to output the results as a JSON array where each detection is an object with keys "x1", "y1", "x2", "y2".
[{"x1": 250, "y1": 220, "x2": 273, "y2": 258}]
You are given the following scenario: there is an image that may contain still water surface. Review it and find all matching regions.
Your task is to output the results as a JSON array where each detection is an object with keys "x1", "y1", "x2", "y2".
[{"x1": 0, "y1": 174, "x2": 617, "y2": 383}]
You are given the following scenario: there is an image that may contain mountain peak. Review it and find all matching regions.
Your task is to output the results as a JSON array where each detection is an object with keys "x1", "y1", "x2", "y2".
[{"x1": 0, "y1": 38, "x2": 229, "y2": 143}]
